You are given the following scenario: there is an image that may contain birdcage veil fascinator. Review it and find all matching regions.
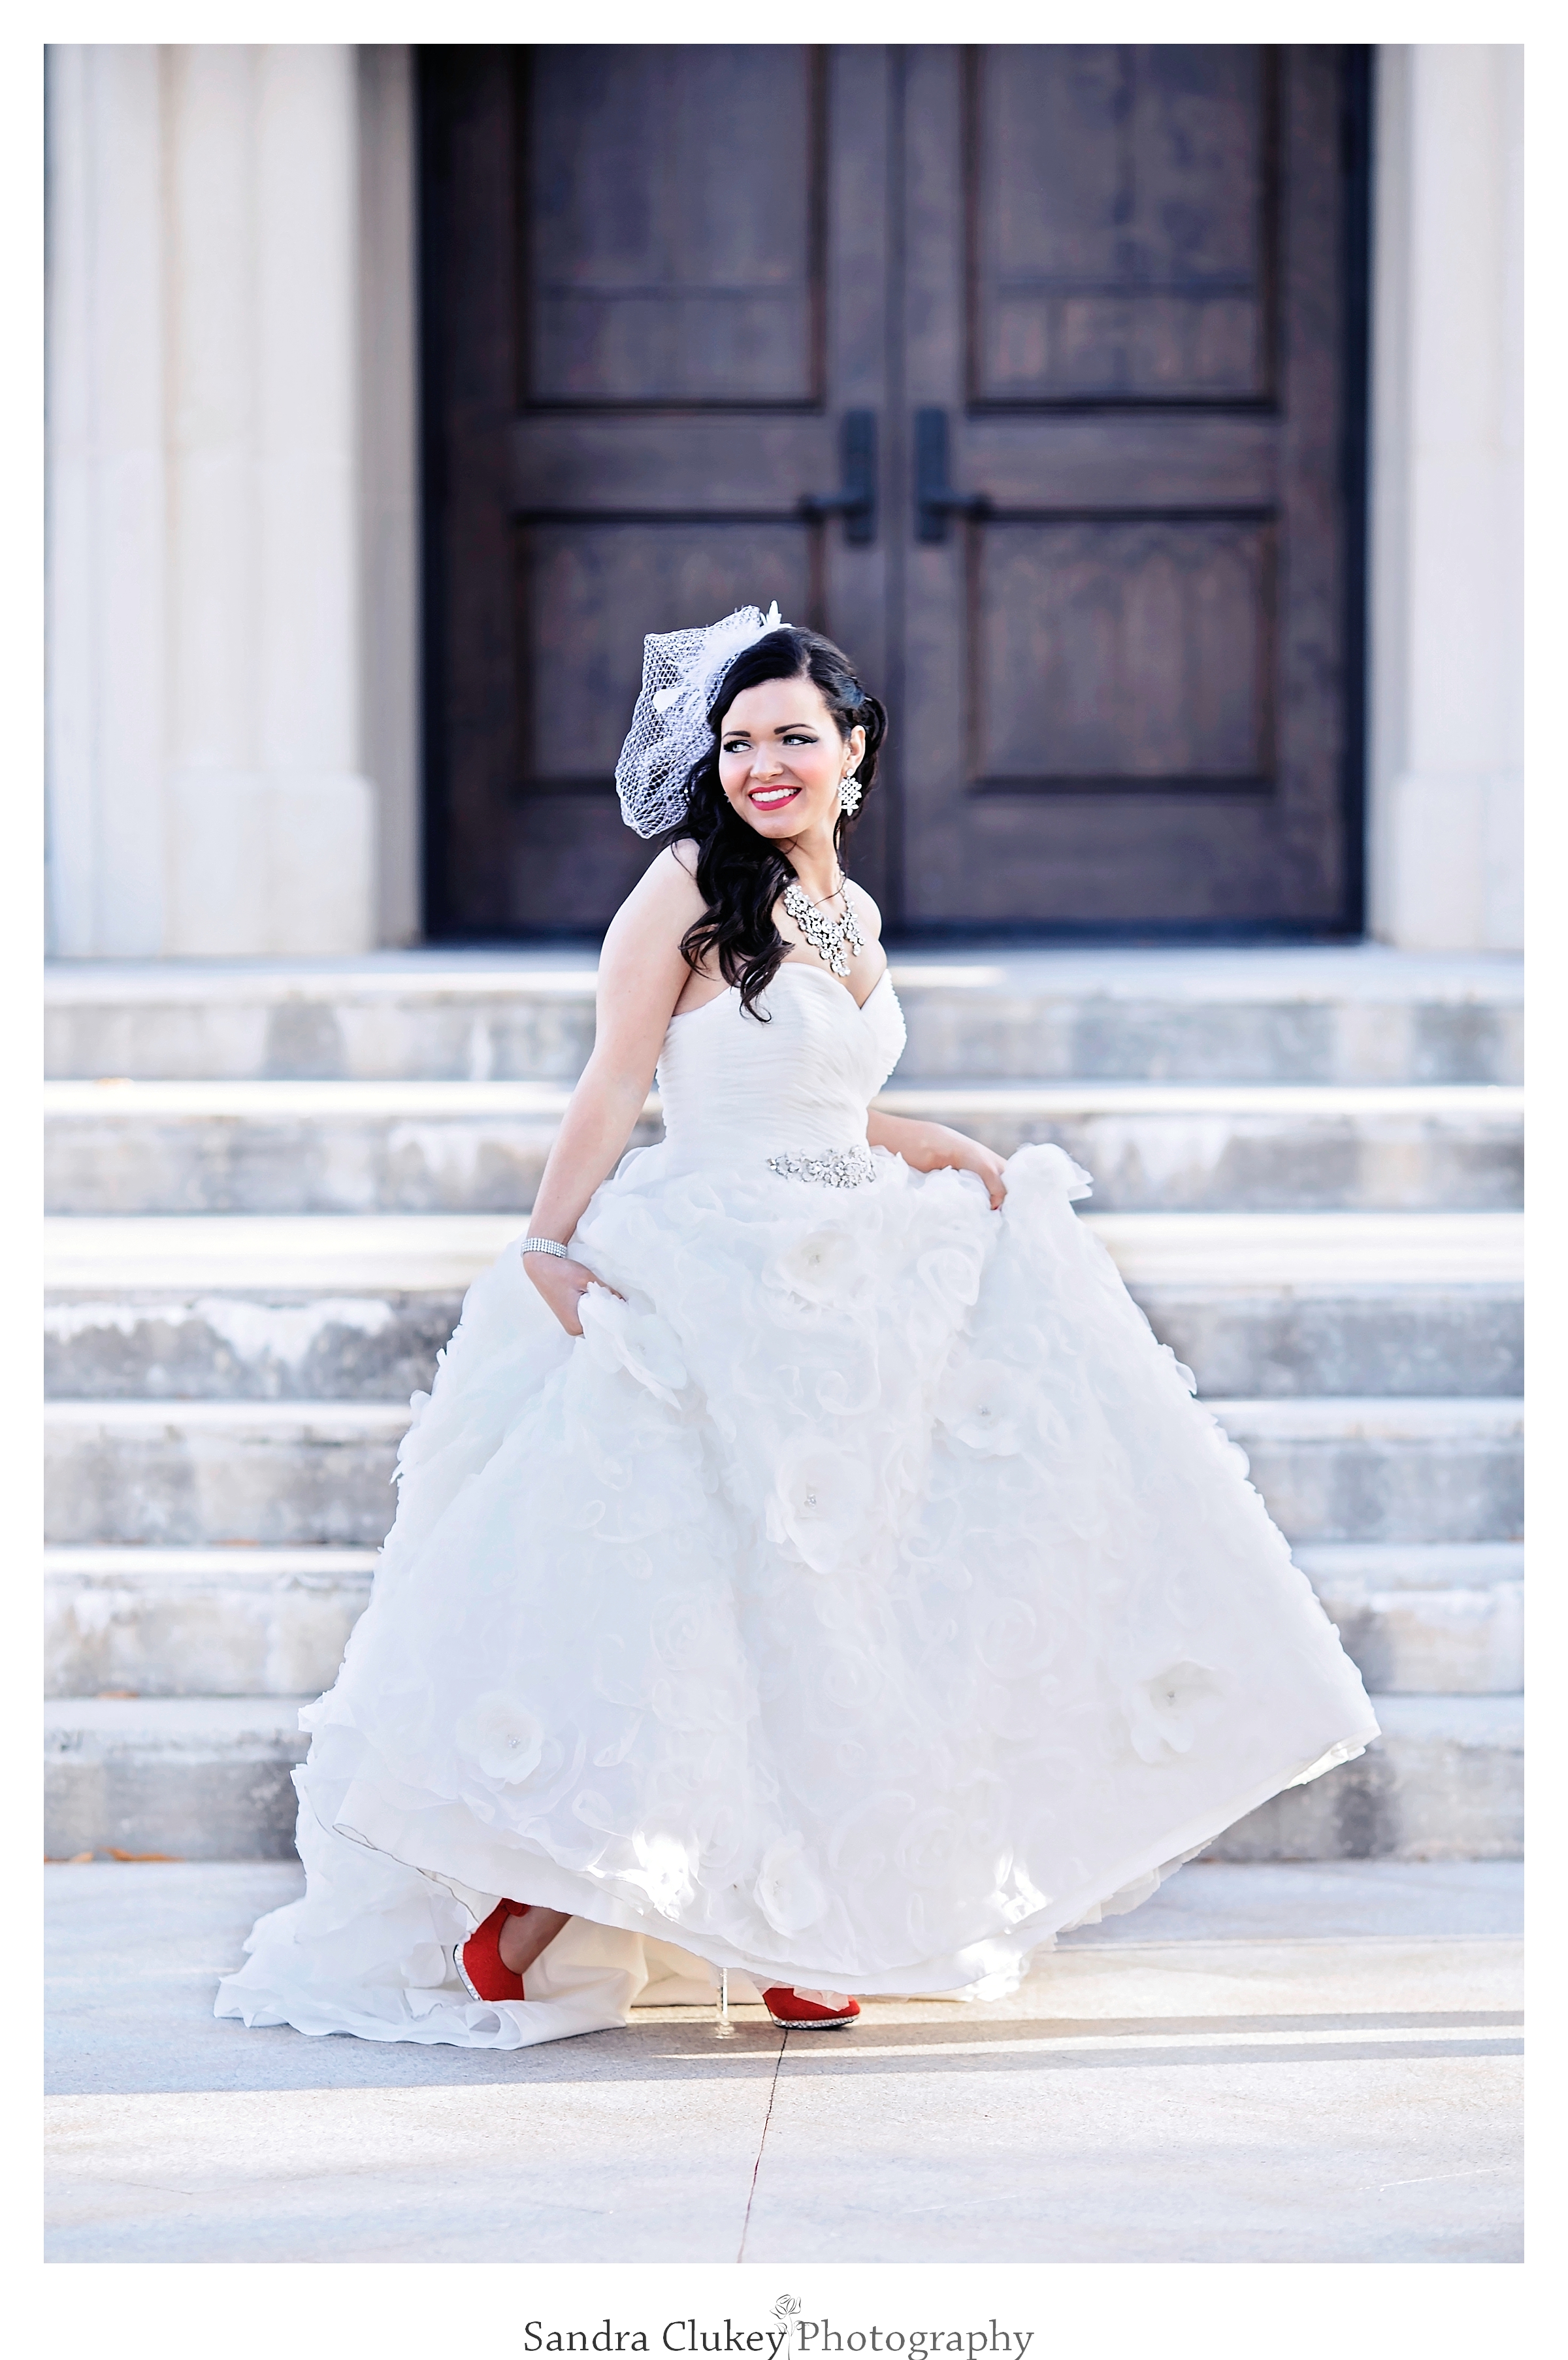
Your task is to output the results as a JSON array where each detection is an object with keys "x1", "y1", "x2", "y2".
[{"x1": 614, "y1": 602, "x2": 788, "y2": 838}]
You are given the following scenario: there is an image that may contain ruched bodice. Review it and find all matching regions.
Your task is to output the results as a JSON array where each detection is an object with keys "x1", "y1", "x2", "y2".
[{"x1": 654, "y1": 963, "x2": 906, "y2": 1170}]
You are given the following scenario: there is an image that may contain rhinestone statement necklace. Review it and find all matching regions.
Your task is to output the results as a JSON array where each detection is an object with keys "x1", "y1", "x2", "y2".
[{"x1": 782, "y1": 877, "x2": 864, "y2": 979}]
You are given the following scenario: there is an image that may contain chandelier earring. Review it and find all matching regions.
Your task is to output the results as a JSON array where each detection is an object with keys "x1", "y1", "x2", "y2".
[{"x1": 838, "y1": 770, "x2": 863, "y2": 819}]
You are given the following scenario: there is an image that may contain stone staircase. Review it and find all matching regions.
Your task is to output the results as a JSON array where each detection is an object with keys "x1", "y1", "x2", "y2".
[{"x1": 44, "y1": 945, "x2": 1524, "y2": 1865}]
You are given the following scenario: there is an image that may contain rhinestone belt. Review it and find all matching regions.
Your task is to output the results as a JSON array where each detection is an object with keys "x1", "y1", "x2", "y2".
[{"x1": 766, "y1": 1144, "x2": 877, "y2": 1188}]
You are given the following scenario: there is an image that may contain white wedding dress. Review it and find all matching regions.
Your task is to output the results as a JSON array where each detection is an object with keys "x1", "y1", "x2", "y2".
[{"x1": 218, "y1": 962, "x2": 1377, "y2": 2048}]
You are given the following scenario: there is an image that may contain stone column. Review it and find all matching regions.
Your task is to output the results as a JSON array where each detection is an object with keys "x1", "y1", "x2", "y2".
[
  {"x1": 163, "y1": 44, "x2": 374, "y2": 955},
  {"x1": 1368, "y1": 45, "x2": 1524, "y2": 951},
  {"x1": 46, "y1": 44, "x2": 392, "y2": 958},
  {"x1": 45, "y1": 46, "x2": 167, "y2": 956}
]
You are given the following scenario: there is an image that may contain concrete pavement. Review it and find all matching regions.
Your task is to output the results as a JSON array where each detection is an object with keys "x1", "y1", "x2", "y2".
[{"x1": 45, "y1": 1858, "x2": 1520, "y2": 2263}]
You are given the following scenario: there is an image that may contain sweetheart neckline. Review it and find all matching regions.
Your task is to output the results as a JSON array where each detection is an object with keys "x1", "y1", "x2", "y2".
[{"x1": 667, "y1": 963, "x2": 894, "y2": 1028}]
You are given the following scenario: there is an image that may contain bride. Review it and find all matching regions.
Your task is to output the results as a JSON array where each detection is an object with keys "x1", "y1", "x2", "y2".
[{"x1": 218, "y1": 604, "x2": 1377, "y2": 2048}]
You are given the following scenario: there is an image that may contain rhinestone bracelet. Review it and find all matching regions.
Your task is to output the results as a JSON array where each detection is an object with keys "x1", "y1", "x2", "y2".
[{"x1": 521, "y1": 1237, "x2": 570, "y2": 1260}]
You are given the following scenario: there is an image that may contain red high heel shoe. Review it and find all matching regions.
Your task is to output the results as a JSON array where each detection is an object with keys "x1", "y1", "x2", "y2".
[
  {"x1": 455, "y1": 1900, "x2": 532, "y2": 2003},
  {"x1": 762, "y1": 1986, "x2": 860, "y2": 2029}
]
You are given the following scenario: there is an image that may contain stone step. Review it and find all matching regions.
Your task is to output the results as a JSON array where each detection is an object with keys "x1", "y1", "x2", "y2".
[
  {"x1": 44, "y1": 1208, "x2": 1525, "y2": 1292},
  {"x1": 44, "y1": 1696, "x2": 312, "y2": 1860},
  {"x1": 44, "y1": 1077, "x2": 1522, "y2": 1215},
  {"x1": 1294, "y1": 1541, "x2": 1524, "y2": 1591},
  {"x1": 1296, "y1": 1545, "x2": 1524, "y2": 1694},
  {"x1": 42, "y1": 1281, "x2": 1525, "y2": 1407},
  {"x1": 1211, "y1": 1397, "x2": 1522, "y2": 1548},
  {"x1": 45, "y1": 1549, "x2": 374, "y2": 1700},
  {"x1": 46, "y1": 946, "x2": 1523, "y2": 1083},
  {"x1": 43, "y1": 1543, "x2": 1524, "y2": 1702},
  {"x1": 46, "y1": 1400, "x2": 406, "y2": 1549},
  {"x1": 1206, "y1": 1695, "x2": 1523, "y2": 1864},
  {"x1": 44, "y1": 1211, "x2": 1524, "y2": 1403},
  {"x1": 37, "y1": 1293, "x2": 1520, "y2": 1397},
  {"x1": 43, "y1": 1690, "x2": 1522, "y2": 1863},
  {"x1": 882, "y1": 1083, "x2": 1520, "y2": 1211},
  {"x1": 1132, "y1": 1285, "x2": 1520, "y2": 1400},
  {"x1": 46, "y1": 1285, "x2": 468, "y2": 1405},
  {"x1": 42, "y1": 1080, "x2": 617, "y2": 1219},
  {"x1": 44, "y1": 1395, "x2": 1522, "y2": 1551}
]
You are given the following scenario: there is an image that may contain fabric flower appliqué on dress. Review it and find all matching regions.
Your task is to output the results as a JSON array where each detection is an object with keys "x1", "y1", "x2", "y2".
[
  {"x1": 772, "y1": 1224, "x2": 861, "y2": 1307},
  {"x1": 936, "y1": 1358, "x2": 1024, "y2": 1456},
  {"x1": 765, "y1": 1437, "x2": 877, "y2": 1575},
  {"x1": 454, "y1": 1692, "x2": 546, "y2": 1784},
  {"x1": 755, "y1": 1834, "x2": 828, "y2": 1935},
  {"x1": 1121, "y1": 1662, "x2": 1223, "y2": 1765},
  {"x1": 578, "y1": 1287, "x2": 688, "y2": 1406}
]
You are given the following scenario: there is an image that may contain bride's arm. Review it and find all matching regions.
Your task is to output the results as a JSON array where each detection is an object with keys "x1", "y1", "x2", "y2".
[
  {"x1": 525, "y1": 849, "x2": 706, "y2": 1335},
  {"x1": 866, "y1": 1110, "x2": 1008, "y2": 1210}
]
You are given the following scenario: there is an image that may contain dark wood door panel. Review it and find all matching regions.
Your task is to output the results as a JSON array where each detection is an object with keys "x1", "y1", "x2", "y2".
[
  {"x1": 973, "y1": 516, "x2": 1274, "y2": 787},
  {"x1": 512, "y1": 417, "x2": 836, "y2": 510},
  {"x1": 913, "y1": 795, "x2": 1339, "y2": 927},
  {"x1": 971, "y1": 44, "x2": 1274, "y2": 405},
  {"x1": 527, "y1": 46, "x2": 823, "y2": 407},
  {"x1": 962, "y1": 412, "x2": 1279, "y2": 506}
]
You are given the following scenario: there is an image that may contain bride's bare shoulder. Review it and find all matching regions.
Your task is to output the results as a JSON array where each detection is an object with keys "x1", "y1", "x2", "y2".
[
  {"x1": 598, "y1": 844, "x2": 708, "y2": 991},
  {"x1": 612, "y1": 842, "x2": 706, "y2": 925}
]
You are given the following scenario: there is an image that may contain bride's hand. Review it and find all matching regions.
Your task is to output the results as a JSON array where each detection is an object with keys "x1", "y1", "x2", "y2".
[
  {"x1": 527, "y1": 1255, "x2": 624, "y2": 1337},
  {"x1": 947, "y1": 1136, "x2": 1008, "y2": 1210}
]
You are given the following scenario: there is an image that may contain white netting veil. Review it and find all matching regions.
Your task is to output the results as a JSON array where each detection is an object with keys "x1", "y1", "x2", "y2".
[{"x1": 614, "y1": 602, "x2": 788, "y2": 838}]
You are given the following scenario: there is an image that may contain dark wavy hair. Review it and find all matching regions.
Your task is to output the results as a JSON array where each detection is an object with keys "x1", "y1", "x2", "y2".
[{"x1": 672, "y1": 625, "x2": 889, "y2": 1018}]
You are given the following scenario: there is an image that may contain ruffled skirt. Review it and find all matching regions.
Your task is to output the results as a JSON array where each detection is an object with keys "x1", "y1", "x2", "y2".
[{"x1": 216, "y1": 1142, "x2": 1376, "y2": 2048}]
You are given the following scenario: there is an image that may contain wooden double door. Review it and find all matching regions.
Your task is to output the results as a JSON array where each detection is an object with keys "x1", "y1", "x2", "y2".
[{"x1": 419, "y1": 45, "x2": 1369, "y2": 937}]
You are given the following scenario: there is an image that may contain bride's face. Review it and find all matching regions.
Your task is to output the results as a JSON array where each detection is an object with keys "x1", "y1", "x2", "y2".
[{"x1": 717, "y1": 674, "x2": 865, "y2": 844}]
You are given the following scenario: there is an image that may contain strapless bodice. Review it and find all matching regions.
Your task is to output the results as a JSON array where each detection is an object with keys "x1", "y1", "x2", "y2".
[{"x1": 653, "y1": 962, "x2": 906, "y2": 1171}]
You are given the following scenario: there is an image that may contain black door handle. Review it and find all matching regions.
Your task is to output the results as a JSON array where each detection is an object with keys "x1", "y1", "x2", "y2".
[
  {"x1": 798, "y1": 410, "x2": 877, "y2": 546},
  {"x1": 915, "y1": 408, "x2": 991, "y2": 543}
]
